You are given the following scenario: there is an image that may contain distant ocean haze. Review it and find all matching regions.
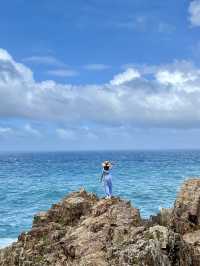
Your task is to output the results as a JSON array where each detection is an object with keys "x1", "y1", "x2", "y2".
[{"x1": 0, "y1": 150, "x2": 200, "y2": 247}]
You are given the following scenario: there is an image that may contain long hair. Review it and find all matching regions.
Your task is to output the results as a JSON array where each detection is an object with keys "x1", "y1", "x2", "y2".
[{"x1": 103, "y1": 164, "x2": 110, "y2": 171}]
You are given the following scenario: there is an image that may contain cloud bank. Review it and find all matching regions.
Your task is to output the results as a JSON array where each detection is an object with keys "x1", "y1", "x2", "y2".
[
  {"x1": 0, "y1": 49, "x2": 200, "y2": 130},
  {"x1": 189, "y1": 0, "x2": 200, "y2": 26}
]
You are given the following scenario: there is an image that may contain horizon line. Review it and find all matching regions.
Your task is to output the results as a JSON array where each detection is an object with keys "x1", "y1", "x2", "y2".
[{"x1": 1, "y1": 148, "x2": 200, "y2": 154}]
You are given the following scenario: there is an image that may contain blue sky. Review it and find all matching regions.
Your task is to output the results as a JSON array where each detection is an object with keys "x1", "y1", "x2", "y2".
[{"x1": 1, "y1": 0, "x2": 200, "y2": 151}]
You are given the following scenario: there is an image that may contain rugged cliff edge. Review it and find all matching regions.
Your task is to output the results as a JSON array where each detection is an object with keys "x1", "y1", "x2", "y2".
[{"x1": 1, "y1": 179, "x2": 200, "y2": 266}]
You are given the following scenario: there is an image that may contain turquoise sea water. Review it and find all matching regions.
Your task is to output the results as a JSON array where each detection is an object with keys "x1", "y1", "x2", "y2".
[{"x1": 1, "y1": 150, "x2": 200, "y2": 247}]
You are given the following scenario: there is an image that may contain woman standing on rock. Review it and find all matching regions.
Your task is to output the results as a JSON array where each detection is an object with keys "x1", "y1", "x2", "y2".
[{"x1": 100, "y1": 161, "x2": 112, "y2": 199}]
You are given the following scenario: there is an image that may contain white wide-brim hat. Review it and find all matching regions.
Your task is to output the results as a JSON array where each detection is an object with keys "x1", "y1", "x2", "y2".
[{"x1": 102, "y1": 160, "x2": 112, "y2": 168}]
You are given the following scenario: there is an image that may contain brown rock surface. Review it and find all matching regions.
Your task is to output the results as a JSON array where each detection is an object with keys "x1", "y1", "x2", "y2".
[
  {"x1": 1, "y1": 179, "x2": 200, "y2": 265},
  {"x1": 170, "y1": 178, "x2": 200, "y2": 234}
]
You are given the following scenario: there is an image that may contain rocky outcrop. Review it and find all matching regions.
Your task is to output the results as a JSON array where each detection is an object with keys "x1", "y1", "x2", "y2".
[
  {"x1": 169, "y1": 179, "x2": 200, "y2": 264},
  {"x1": 1, "y1": 179, "x2": 200, "y2": 265},
  {"x1": 170, "y1": 179, "x2": 200, "y2": 234}
]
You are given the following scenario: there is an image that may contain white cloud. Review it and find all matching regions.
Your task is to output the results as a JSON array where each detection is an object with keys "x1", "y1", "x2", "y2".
[
  {"x1": 110, "y1": 68, "x2": 140, "y2": 86},
  {"x1": 23, "y1": 55, "x2": 64, "y2": 66},
  {"x1": 155, "y1": 70, "x2": 197, "y2": 86},
  {"x1": 2, "y1": 49, "x2": 200, "y2": 129},
  {"x1": 121, "y1": 63, "x2": 159, "y2": 75},
  {"x1": 115, "y1": 16, "x2": 175, "y2": 35},
  {"x1": 0, "y1": 49, "x2": 12, "y2": 61},
  {"x1": 0, "y1": 127, "x2": 12, "y2": 135},
  {"x1": 116, "y1": 16, "x2": 147, "y2": 31},
  {"x1": 189, "y1": 0, "x2": 200, "y2": 26},
  {"x1": 81, "y1": 126, "x2": 98, "y2": 140},
  {"x1": 46, "y1": 69, "x2": 78, "y2": 77},
  {"x1": 56, "y1": 127, "x2": 99, "y2": 141},
  {"x1": 83, "y1": 64, "x2": 110, "y2": 71},
  {"x1": 24, "y1": 124, "x2": 41, "y2": 137},
  {"x1": 56, "y1": 128, "x2": 76, "y2": 139}
]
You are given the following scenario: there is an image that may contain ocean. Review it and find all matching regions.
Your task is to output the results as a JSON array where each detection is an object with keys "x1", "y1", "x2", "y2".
[{"x1": 0, "y1": 150, "x2": 200, "y2": 248}]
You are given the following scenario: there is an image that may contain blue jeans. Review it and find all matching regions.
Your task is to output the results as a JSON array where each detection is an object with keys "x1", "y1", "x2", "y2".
[{"x1": 104, "y1": 174, "x2": 112, "y2": 197}]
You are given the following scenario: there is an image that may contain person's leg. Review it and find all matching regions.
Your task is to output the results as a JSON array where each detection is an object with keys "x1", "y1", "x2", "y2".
[
  {"x1": 104, "y1": 180, "x2": 110, "y2": 197},
  {"x1": 109, "y1": 181, "x2": 112, "y2": 197},
  {"x1": 108, "y1": 178, "x2": 112, "y2": 198}
]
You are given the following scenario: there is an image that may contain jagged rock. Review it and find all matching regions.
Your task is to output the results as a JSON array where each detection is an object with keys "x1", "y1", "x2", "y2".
[
  {"x1": 149, "y1": 208, "x2": 172, "y2": 227},
  {"x1": 1, "y1": 180, "x2": 200, "y2": 265},
  {"x1": 108, "y1": 225, "x2": 194, "y2": 266},
  {"x1": 183, "y1": 229, "x2": 200, "y2": 258},
  {"x1": 170, "y1": 178, "x2": 200, "y2": 234}
]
